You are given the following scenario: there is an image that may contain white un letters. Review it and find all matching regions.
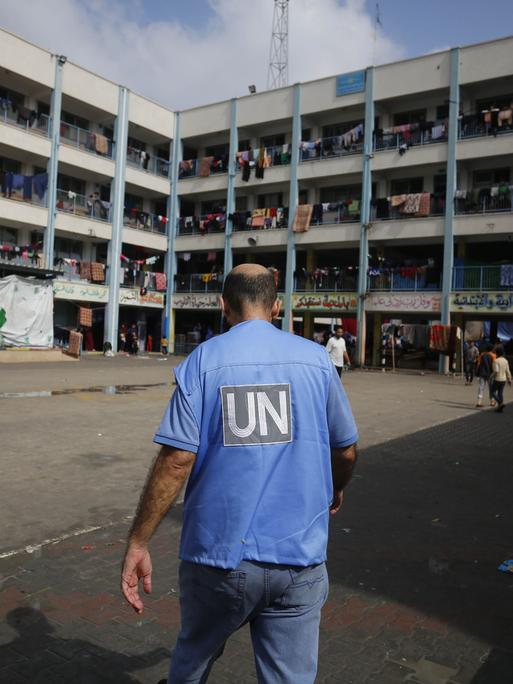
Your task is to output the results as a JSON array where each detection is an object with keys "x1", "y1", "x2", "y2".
[{"x1": 221, "y1": 384, "x2": 292, "y2": 446}]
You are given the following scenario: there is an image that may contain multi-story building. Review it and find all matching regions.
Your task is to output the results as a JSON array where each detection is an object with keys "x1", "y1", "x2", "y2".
[{"x1": 1, "y1": 28, "x2": 512, "y2": 365}]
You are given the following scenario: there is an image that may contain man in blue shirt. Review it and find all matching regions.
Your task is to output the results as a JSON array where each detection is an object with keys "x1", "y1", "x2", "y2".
[{"x1": 121, "y1": 264, "x2": 358, "y2": 684}]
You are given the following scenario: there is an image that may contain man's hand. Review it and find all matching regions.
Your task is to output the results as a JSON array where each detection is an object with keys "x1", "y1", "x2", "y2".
[
  {"x1": 330, "y1": 490, "x2": 344, "y2": 515},
  {"x1": 121, "y1": 543, "x2": 152, "y2": 614}
]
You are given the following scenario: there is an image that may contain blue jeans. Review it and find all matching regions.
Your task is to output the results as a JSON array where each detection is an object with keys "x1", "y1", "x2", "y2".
[{"x1": 167, "y1": 559, "x2": 329, "y2": 683}]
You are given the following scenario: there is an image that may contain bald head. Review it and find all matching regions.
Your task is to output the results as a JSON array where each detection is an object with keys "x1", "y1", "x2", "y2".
[{"x1": 222, "y1": 264, "x2": 278, "y2": 320}]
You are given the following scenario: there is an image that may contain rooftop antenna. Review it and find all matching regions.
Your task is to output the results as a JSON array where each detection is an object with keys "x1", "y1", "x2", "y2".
[
  {"x1": 267, "y1": 0, "x2": 289, "y2": 90},
  {"x1": 373, "y1": 2, "x2": 382, "y2": 65}
]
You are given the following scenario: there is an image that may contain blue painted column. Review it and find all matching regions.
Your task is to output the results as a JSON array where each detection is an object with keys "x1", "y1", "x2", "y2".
[
  {"x1": 224, "y1": 98, "x2": 238, "y2": 276},
  {"x1": 104, "y1": 86, "x2": 129, "y2": 351},
  {"x1": 356, "y1": 66, "x2": 375, "y2": 367},
  {"x1": 164, "y1": 112, "x2": 182, "y2": 352},
  {"x1": 43, "y1": 54, "x2": 66, "y2": 269},
  {"x1": 439, "y1": 47, "x2": 460, "y2": 373},
  {"x1": 283, "y1": 83, "x2": 301, "y2": 332}
]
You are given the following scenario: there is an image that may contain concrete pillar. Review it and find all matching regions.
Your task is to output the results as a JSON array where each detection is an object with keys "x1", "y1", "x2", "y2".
[
  {"x1": 43, "y1": 54, "x2": 65, "y2": 269},
  {"x1": 439, "y1": 47, "x2": 460, "y2": 373},
  {"x1": 356, "y1": 66, "x2": 375, "y2": 367},
  {"x1": 224, "y1": 98, "x2": 238, "y2": 276},
  {"x1": 104, "y1": 86, "x2": 129, "y2": 351}
]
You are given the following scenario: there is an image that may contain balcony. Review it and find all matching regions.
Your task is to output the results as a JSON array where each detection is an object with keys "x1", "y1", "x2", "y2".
[
  {"x1": 372, "y1": 194, "x2": 446, "y2": 221},
  {"x1": 232, "y1": 207, "x2": 288, "y2": 232},
  {"x1": 459, "y1": 113, "x2": 513, "y2": 141},
  {"x1": 294, "y1": 269, "x2": 357, "y2": 292},
  {"x1": 123, "y1": 208, "x2": 168, "y2": 235},
  {"x1": 368, "y1": 267, "x2": 442, "y2": 291},
  {"x1": 126, "y1": 147, "x2": 169, "y2": 177},
  {"x1": 179, "y1": 157, "x2": 228, "y2": 180},
  {"x1": 56, "y1": 260, "x2": 106, "y2": 284},
  {"x1": 177, "y1": 213, "x2": 226, "y2": 236},
  {"x1": 60, "y1": 122, "x2": 114, "y2": 158},
  {"x1": 452, "y1": 265, "x2": 513, "y2": 291},
  {"x1": 374, "y1": 121, "x2": 448, "y2": 152},
  {"x1": 1, "y1": 108, "x2": 49, "y2": 136},
  {"x1": 454, "y1": 191, "x2": 512, "y2": 216},
  {"x1": 121, "y1": 269, "x2": 166, "y2": 291},
  {"x1": 299, "y1": 133, "x2": 364, "y2": 164},
  {"x1": 174, "y1": 272, "x2": 223, "y2": 293},
  {"x1": 56, "y1": 189, "x2": 110, "y2": 222}
]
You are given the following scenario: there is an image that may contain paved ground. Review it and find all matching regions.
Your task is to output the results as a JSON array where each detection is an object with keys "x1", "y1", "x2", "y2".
[{"x1": 0, "y1": 356, "x2": 512, "y2": 682}]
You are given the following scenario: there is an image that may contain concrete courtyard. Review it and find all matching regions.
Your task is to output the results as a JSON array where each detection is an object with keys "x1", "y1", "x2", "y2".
[{"x1": 0, "y1": 356, "x2": 512, "y2": 682}]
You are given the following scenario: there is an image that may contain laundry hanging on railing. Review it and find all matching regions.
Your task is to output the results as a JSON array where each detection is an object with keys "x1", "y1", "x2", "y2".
[
  {"x1": 388, "y1": 193, "x2": 431, "y2": 216},
  {"x1": 293, "y1": 204, "x2": 313, "y2": 233},
  {"x1": 500, "y1": 264, "x2": 513, "y2": 287},
  {"x1": 1, "y1": 171, "x2": 48, "y2": 201}
]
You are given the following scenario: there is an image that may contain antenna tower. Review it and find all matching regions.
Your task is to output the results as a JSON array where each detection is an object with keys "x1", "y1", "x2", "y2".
[{"x1": 267, "y1": 0, "x2": 289, "y2": 90}]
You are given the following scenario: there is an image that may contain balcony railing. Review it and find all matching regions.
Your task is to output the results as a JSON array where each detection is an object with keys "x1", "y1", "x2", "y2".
[
  {"x1": 0, "y1": 109, "x2": 50, "y2": 136},
  {"x1": 174, "y1": 273, "x2": 223, "y2": 292},
  {"x1": 126, "y1": 147, "x2": 169, "y2": 177},
  {"x1": 368, "y1": 268, "x2": 442, "y2": 291},
  {"x1": 1, "y1": 184, "x2": 47, "y2": 207},
  {"x1": 299, "y1": 136, "x2": 364, "y2": 163},
  {"x1": 176, "y1": 214, "x2": 226, "y2": 236},
  {"x1": 294, "y1": 273, "x2": 357, "y2": 292},
  {"x1": 178, "y1": 157, "x2": 228, "y2": 179},
  {"x1": 312, "y1": 203, "x2": 361, "y2": 225},
  {"x1": 454, "y1": 193, "x2": 512, "y2": 215},
  {"x1": 56, "y1": 189, "x2": 111, "y2": 221},
  {"x1": 452, "y1": 265, "x2": 513, "y2": 291},
  {"x1": 459, "y1": 114, "x2": 513, "y2": 141},
  {"x1": 231, "y1": 208, "x2": 289, "y2": 232},
  {"x1": 123, "y1": 209, "x2": 168, "y2": 234},
  {"x1": 60, "y1": 122, "x2": 114, "y2": 158},
  {"x1": 371, "y1": 195, "x2": 445, "y2": 221},
  {"x1": 374, "y1": 121, "x2": 448, "y2": 152}
]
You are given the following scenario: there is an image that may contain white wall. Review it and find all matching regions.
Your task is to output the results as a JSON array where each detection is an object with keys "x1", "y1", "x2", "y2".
[
  {"x1": 129, "y1": 93, "x2": 174, "y2": 139},
  {"x1": 0, "y1": 30, "x2": 54, "y2": 87},
  {"x1": 62, "y1": 63, "x2": 118, "y2": 115}
]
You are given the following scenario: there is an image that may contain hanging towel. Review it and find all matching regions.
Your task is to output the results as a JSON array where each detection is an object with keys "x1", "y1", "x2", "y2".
[
  {"x1": 293, "y1": 204, "x2": 313, "y2": 233},
  {"x1": 199, "y1": 156, "x2": 214, "y2": 177},
  {"x1": 94, "y1": 134, "x2": 109, "y2": 155},
  {"x1": 90, "y1": 262, "x2": 105, "y2": 282},
  {"x1": 68, "y1": 331, "x2": 83, "y2": 358},
  {"x1": 417, "y1": 193, "x2": 431, "y2": 217},
  {"x1": 80, "y1": 261, "x2": 92, "y2": 280}
]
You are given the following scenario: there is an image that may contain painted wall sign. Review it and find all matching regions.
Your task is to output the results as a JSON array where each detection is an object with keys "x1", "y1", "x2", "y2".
[
  {"x1": 291, "y1": 293, "x2": 357, "y2": 312},
  {"x1": 54, "y1": 280, "x2": 108, "y2": 303},
  {"x1": 366, "y1": 292, "x2": 441, "y2": 313},
  {"x1": 336, "y1": 70, "x2": 366, "y2": 97},
  {"x1": 451, "y1": 291, "x2": 513, "y2": 313},
  {"x1": 172, "y1": 293, "x2": 220, "y2": 310},
  {"x1": 54, "y1": 280, "x2": 164, "y2": 307}
]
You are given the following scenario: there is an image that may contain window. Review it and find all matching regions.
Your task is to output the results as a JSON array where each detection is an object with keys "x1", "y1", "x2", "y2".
[
  {"x1": 238, "y1": 139, "x2": 251, "y2": 152},
  {"x1": 37, "y1": 101, "x2": 50, "y2": 117},
  {"x1": 235, "y1": 196, "x2": 248, "y2": 211},
  {"x1": 61, "y1": 110, "x2": 89, "y2": 130},
  {"x1": 0, "y1": 157, "x2": 21, "y2": 173},
  {"x1": 200, "y1": 199, "x2": 226, "y2": 214},
  {"x1": 393, "y1": 109, "x2": 427, "y2": 126},
  {"x1": 156, "y1": 147, "x2": 169, "y2": 161},
  {"x1": 54, "y1": 237, "x2": 83, "y2": 259},
  {"x1": 0, "y1": 226, "x2": 18, "y2": 244},
  {"x1": 260, "y1": 133, "x2": 286, "y2": 148},
  {"x1": 182, "y1": 145, "x2": 197, "y2": 160},
  {"x1": 473, "y1": 168, "x2": 510, "y2": 186},
  {"x1": 433, "y1": 174, "x2": 447, "y2": 195},
  {"x1": 127, "y1": 136, "x2": 146, "y2": 151},
  {"x1": 0, "y1": 86, "x2": 25, "y2": 108},
  {"x1": 205, "y1": 143, "x2": 229, "y2": 158},
  {"x1": 57, "y1": 174, "x2": 85, "y2": 195},
  {"x1": 322, "y1": 120, "x2": 362, "y2": 138},
  {"x1": 436, "y1": 105, "x2": 449, "y2": 120},
  {"x1": 256, "y1": 193, "x2": 283, "y2": 209},
  {"x1": 99, "y1": 184, "x2": 111, "y2": 202},
  {"x1": 390, "y1": 177, "x2": 424, "y2": 195},
  {"x1": 320, "y1": 185, "x2": 362, "y2": 203}
]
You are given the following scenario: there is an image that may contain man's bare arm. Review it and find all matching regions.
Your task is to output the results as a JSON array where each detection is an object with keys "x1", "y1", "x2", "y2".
[
  {"x1": 121, "y1": 446, "x2": 196, "y2": 613},
  {"x1": 330, "y1": 443, "x2": 357, "y2": 515}
]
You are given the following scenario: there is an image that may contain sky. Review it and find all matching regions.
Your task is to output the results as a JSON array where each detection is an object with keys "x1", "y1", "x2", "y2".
[{"x1": 0, "y1": 0, "x2": 512, "y2": 111}]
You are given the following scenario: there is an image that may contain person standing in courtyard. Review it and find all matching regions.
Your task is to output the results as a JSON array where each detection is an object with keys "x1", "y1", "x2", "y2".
[
  {"x1": 491, "y1": 345, "x2": 512, "y2": 412},
  {"x1": 326, "y1": 325, "x2": 351, "y2": 377},
  {"x1": 121, "y1": 264, "x2": 358, "y2": 684},
  {"x1": 464, "y1": 340, "x2": 479, "y2": 385},
  {"x1": 475, "y1": 343, "x2": 496, "y2": 407}
]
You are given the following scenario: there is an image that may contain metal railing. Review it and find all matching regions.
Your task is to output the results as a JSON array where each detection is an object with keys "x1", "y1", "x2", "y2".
[
  {"x1": 454, "y1": 193, "x2": 512, "y2": 215},
  {"x1": 174, "y1": 273, "x2": 223, "y2": 292},
  {"x1": 459, "y1": 115, "x2": 513, "y2": 140},
  {"x1": 371, "y1": 196, "x2": 446, "y2": 221},
  {"x1": 176, "y1": 214, "x2": 226, "y2": 235},
  {"x1": 232, "y1": 208, "x2": 289, "y2": 232},
  {"x1": 59, "y1": 122, "x2": 114, "y2": 158},
  {"x1": 56, "y1": 189, "x2": 111, "y2": 221},
  {"x1": 126, "y1": 147, "x2": 170, "y2": 177},
  {"x1": 120, "y1": 272, "x2": 161, "y2": 290},
  {"x1": 374, "y1": 122, "x2": 448, "y2": 152},
  {"x1": 452, "y1": 265, "x2": 512, "y2": 291},
  {"x1": 1, "y1": 185, "x2": 47, "y2": 207},
  {"x1": 294, "y1": 274, "x2": 357, "y2": 292},
  {"x1": 312, "y1": 204, "x2": 361, "y2": 225},
  {"x1": 123, "y1": 210, "x2": 167, "y2": 234},
  {"x1": 368, "y1": 269, "x2": 442, "y2": 291},
  {"x1": 0, "y1": 251, "x2": 45, "y2": 269},
  {"x1": 178, "y1": 157, "x2": 229, "y2": 179},
  {"x1": 299, "y1": 136, "x2": 364, "y2": 162},
  {"x1": 0, "y1": 109, "x2": 50, "y2": 135}
]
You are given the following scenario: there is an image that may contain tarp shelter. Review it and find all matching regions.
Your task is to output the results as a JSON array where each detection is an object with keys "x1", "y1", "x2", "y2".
[{"x1": 0, "y1": 275, "x2": 53, "y2": 347}]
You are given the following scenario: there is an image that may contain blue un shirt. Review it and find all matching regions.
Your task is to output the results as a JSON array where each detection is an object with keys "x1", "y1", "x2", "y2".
[{"x1": 154, "y1": 320, "x2": 358, "y2": 570}]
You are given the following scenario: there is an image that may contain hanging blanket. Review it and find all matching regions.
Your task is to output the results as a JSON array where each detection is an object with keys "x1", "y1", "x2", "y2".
[
  {"x1": 293, "y1": 204, "x2": 313, "y2": 233},
  {"x1": 78, "y1": 307, "x2": 93, "y2": 328},
  {"x1": 199, "y1": 156, "x2": 214, "y2": 177}
]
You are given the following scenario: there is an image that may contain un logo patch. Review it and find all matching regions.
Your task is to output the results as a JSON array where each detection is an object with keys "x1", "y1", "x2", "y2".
[{"x1": 220, "y1": 384, "x2": 292, "y2": 446}]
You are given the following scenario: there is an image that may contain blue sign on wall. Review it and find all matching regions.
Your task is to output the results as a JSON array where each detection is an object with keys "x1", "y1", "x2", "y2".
[{"x1": 336, "y1": 70, "x2": 366, "y2": 97}]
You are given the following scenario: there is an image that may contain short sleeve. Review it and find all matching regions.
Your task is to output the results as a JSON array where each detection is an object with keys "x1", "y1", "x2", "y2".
[
  {"x1": 326, "y1": 363, "x2": 358, "y2": 447},
  {"x1": 153, "y1": 385, "x2": 200, "y2": 453}
]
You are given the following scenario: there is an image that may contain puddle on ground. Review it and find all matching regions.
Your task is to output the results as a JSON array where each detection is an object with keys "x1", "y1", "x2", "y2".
[{"x1": 0, "y1": 383, "x2": 168, "y2": 399}]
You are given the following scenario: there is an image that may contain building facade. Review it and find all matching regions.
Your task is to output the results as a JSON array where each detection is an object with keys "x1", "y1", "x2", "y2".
[{"x1": 1, "y1": 29, "x2": 512, "y2": 363}]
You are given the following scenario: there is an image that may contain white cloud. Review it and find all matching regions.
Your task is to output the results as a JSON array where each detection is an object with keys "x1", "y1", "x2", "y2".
[{"x1": 0, "y1": 0, "x2": 404, "y2": 110}]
